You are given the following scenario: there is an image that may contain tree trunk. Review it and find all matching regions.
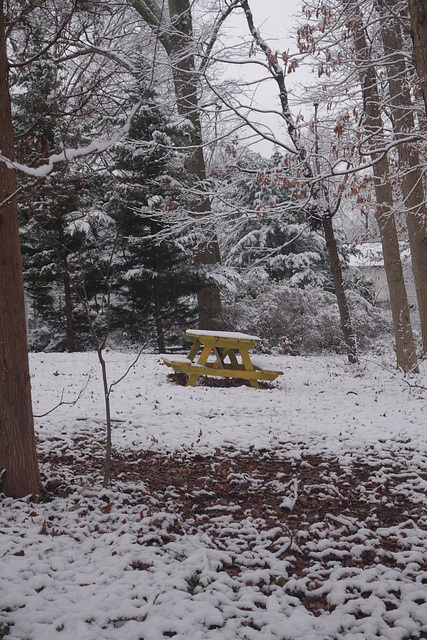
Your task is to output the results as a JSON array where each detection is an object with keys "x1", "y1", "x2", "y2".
[
  {"x1": 153, "y1": 275, "x2": 166, "y2": 353},
  {"x1": 374, "y1": 176, "x2": 418, "y2": 372},
  {"x1": 323, "y1": 218, "x2": 358, "y2": 363},
  {"x1": 350, "y1": 3, "x2": 418, "y2": 372},
  {"x1": 64, "y1": 267, "x2": 75, "y2": 353},
  {"x1": 168, "y1": 0, "x2": 222, "y2": 328},
  {"x1": 130, "y1": 0, "x2": 222, "y2": 329},
  {"x1": 408, "y1": 0, "x2": 427, "y2": 116},
  {"x1": 0, "y1": 0, "x2": 42, "y2": 498},
  {"x1": 378, "y1": 0, "x2": 427, "y2": 354},
  {"x1": 98, "y1": 347, "x2": 112, "y2": 489}
]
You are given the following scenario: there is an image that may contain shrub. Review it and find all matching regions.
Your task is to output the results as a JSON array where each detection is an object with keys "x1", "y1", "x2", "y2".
[{"x1": 220, "y1": 276, "x2": 392, "y2": 354}]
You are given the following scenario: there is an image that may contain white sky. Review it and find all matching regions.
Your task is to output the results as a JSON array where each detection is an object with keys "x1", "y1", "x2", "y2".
[
  {"x1": 221, "y1": 0, "x2": 310, "y2": 156},
  {"x1": 239, "y1": 0, "x2": 298, "y2": 46}
]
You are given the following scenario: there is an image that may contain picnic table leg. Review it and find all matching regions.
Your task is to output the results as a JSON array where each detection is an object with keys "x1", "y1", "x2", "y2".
[
  {"x1": 226, "y1": 349, "x2": 240, "y2": 368},
  {"x1": 239, "y1": 348, "x2": 260, "y2": 389},
  {"x1": 187, "y1": 338, "x2": 201, "y2": 362},
  {"x1": 186, "y1": 345, "x2": 212, "y2": 387},
  {"x1": 212, "y1": 347, "x2": 226, "y2": 369},
  {"x1": 186, "y1": 373, "x2": 199, "y2": 386}
]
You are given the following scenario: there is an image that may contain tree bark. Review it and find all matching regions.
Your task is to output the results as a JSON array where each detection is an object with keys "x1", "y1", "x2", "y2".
[
  {"x1": 153, "y1": 275, "x2": 166, "y2": 353},
  {"x1": 64, "y1": 266, "x2": 75, "y2": 353},
  {"x1": 0, "y1": 0, "x2": 42, "y2": 498},
  {"x1": 323, "y1": 218, "x2": 358, "y2": 363},
  {"x1": 408, "y1": 0, "x2": 427, "y2": 116},
  {"x1": 98, "y1": 347, "x2": 112, "y2": 489},
  {"x1": 351, "y1": 3, "x2": 418, "y2": 372},
  {"x1": 378, "y1": 0, "x2": 427, "y2": 354},
  {"x1": 168, "y1": 0, "x2": 222, "y2": 328}
]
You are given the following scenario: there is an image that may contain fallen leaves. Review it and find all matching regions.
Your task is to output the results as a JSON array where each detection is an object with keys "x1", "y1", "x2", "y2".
[{"x1": 3, "y1": 439, "x2": 423, "y2": 638}]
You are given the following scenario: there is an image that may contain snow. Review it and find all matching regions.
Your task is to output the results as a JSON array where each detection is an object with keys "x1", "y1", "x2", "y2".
[
  {"x1": 160, "y1": 354, "x2": 192, "y2": 363},
  {"x1": 349, "y1": 242, "x2": 411, "y2": 268},
  {"x1": 0, "y1": 102, "x2": 142, "y2": 177},
  {"x1": 186, "y1": 329, "x2": 261, "y2": 341},
  {"x1": 1, "y1": 350, "x2": 427, "y2": 640}
]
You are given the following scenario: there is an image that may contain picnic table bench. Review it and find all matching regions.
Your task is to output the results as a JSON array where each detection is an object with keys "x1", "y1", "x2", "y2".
[{"x1": 162, "y1": 329, "x2": 283, "y2": 388}]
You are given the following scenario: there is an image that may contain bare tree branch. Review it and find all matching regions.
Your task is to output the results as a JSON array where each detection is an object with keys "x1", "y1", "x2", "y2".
[{"x1": 33, "y1": 375, "x2": 90, "y2": 418}]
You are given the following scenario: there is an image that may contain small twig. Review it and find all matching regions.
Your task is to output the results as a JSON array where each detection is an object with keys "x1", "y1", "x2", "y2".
[
  {"x1": 33, "y1": 375, "x2": 90, "y2": 418},
  {"x1": 108, "y1": 341, "x2": 150, "y2": 397},
  {"x1": 360, "y1": 353, "x2": 426, "y2": 393},
  {"x1": 402, "y1": 380, "x2": 427, "y2": 393}
]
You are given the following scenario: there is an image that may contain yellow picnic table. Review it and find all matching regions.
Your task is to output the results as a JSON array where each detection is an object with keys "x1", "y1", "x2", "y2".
[{"x1": 162, "y1": 329, "x2": 282, "y2": 388}]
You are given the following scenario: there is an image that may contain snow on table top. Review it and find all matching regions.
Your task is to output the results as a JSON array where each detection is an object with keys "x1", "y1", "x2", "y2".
[{"x1": 186, "y1": 329, "x2": 261, "y2": 341}]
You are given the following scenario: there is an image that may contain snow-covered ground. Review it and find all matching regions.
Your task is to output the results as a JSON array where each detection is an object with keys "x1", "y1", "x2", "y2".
[{"x1": 1, "y1": 350, "x2": 427, "y2": 640}]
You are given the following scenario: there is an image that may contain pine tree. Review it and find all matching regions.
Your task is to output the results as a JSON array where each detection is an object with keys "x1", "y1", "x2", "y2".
[
  {"x1": 105, "y1": 91, "x2": 205, "y2": 351},
  {"x1": 20, "y1": 169, "x2": 110, "y2": 351},
  {"x1": 13, "y1": 28, "x2": 116, "y2": 351},
  {"x1": 221, "y1": 150, "x2": 335, "y2": 289}
]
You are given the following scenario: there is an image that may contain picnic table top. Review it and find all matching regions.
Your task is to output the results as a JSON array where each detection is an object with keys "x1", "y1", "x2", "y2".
[{"x1": 186, "y1": 329, "x2": 261, "y2": 343}]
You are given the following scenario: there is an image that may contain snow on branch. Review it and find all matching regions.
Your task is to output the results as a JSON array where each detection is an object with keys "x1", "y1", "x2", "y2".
[{"x1": 0, "y1": 102, "x2": 143, "y2": 178}]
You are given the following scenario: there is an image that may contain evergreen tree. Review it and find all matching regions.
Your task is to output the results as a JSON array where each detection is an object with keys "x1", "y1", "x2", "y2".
[
  {"x1": 221, "y1": 150, "x2": 335, "y2": 289},
  {"x1": 20, "y1": 169, "x2": 111, "y2": 351},
  {"x1": 12, "y1": 32, "x2": 114, "y2": 351},
  {"x1": 105, "y1": 90, "x2": 205, "y2": 351},
  {"x1": 12, "y1": 18, "x2": 203, "y2": 353}
]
